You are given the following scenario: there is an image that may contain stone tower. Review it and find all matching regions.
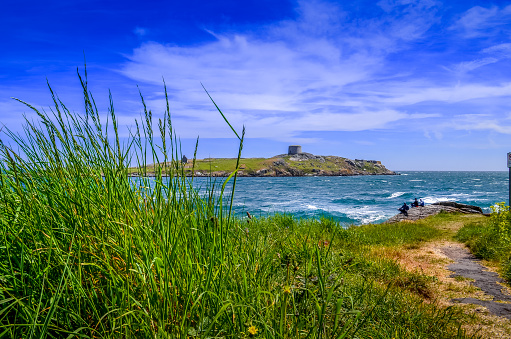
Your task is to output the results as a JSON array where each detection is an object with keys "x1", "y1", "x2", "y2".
[{"x1": 288, "y1": 145, "x2": 302, "y2": 155}]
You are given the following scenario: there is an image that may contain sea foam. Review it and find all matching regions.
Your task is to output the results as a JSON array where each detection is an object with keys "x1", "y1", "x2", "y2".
[{"x1": 388, "y1": 192, "x2": 406, "y2": 199}]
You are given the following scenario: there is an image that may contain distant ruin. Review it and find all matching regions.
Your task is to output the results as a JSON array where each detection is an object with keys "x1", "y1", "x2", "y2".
[
  {"x1": 288, "y1": 145, "x2": 302, "y2": 155},
  {"x1": 284, "y1": 146, "x2": 383, "y2": 167},
  {"x1": 355, "y1": 159, "x2": 382, "y2": 165}
]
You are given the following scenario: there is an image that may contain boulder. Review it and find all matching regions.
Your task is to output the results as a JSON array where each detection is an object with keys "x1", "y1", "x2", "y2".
[
  {"x1": 385, "y1": 201, "x2": 484, "y2": 223},
  {"x1": 273, "y1": 159, "x2": 286, "y2": 166},
  {"x1": 432, "y1": 201, "x2": 483, "y2": 213}
]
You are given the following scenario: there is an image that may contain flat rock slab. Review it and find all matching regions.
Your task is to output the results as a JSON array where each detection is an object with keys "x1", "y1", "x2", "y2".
[
  {"x1": 385, "y1": 202, "x2": 483, "y2": 223},
  {"x1": 441, "y1": 244, "x2": 511, "y2": 319}
]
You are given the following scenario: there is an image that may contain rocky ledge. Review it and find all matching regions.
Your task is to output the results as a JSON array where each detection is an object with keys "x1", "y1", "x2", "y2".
[{"x1": 385, "y1": 201, "x2": 485, "y2": 223}]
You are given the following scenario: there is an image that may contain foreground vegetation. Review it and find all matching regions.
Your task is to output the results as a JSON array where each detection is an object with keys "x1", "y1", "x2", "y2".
[
  {"x1": 456, "y1": 202, "x2": 511, "y2": 282},
  {"x1": 0, "y1": 73, "x2": 482, "y2": 338}
]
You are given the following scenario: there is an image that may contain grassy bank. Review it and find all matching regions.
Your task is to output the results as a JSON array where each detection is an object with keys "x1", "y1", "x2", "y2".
[
  {"x1": 456, "y1": 202, "x2": 511, "y2": 282},
  {"x1": 0, "y1": 74, "x2": 479, "y2": 338}
]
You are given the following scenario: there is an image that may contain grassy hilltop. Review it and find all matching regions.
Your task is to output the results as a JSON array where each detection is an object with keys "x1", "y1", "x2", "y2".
[{"x1": 131, "y1": 153, "x2": 397, "y2": 177}]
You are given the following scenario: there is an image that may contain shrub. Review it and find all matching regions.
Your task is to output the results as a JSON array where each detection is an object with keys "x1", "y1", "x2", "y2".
[{"x1": 456, "y1": 203, "x2": 511, "y2": 282}]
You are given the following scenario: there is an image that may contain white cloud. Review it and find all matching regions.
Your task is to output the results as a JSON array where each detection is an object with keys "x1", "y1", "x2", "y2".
[
  {"x1": 378, "y1": 82, "x2": 511, "y2": 104},
  {"x1": 449, "y1": 42, "x2": 511, "y2": 76},
  {"x1": 452, "y1": 5, "x2": 511, "y2": 38},
  {"x1": 113, "y1": 0, "x2": 511, "y2": 143},
  {"x1": 453, "y1": 57, "x2": 498, "y2": 73},
  {"x1": 482, "y1": 43, "x2": 511, "y2": 55},
  {"x1": 448, "y1": 114, "x2": 511, "y2": 134}
]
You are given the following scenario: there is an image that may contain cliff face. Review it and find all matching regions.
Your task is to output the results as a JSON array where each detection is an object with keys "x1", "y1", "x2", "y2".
[{"x1": 186, "y1": 152, "x2": 397, "y2": 177}]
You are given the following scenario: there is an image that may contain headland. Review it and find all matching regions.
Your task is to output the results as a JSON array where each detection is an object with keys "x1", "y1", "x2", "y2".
[{"x1": 132, "y1": 145, "x2": 397, "y2": 177}]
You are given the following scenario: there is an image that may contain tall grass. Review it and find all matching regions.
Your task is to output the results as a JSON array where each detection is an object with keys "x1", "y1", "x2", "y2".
[
  {"x1": 0, "y1": 70, "x2": 475, "y2": 338},
  {"x1": 0, "y1": 71, "x2": 364, "y2": 338}
]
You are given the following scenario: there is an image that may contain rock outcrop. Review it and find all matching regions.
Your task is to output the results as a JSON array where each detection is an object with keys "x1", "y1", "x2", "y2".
[
  {"x1": 231, "y1": 153, "x2": 397, "y2": 177},
  {"x1": 138, "y1": 152, "x2": 398, "y2": 177},
  {"x1": 385, "y1": 202, "x2": 484, "y2": 223}
]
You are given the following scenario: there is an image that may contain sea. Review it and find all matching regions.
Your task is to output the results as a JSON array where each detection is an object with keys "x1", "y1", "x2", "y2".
[{"x1": 187, "y1": 171, "x2": 508, "y2": 225}]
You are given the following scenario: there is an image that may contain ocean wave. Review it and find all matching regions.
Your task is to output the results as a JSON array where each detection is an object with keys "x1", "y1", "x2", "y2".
[
  {"x1": 422, "y1": 193, "x2": 472, "y2": 204},
  {"x1": 447, "y1": 193, "x2": 472, "y2": 198},
  {"x1": 422, "y1": 196, "x2": 451, "y2": 204},
  {"x1": 388, "y1": 192, "x2": 406, "y2": 199},
  {"x1": 343, "y1": 208, "x2": 390, "y2": 224},
  {"x1": 332, "y1": 197, "x2": 370, "y2": 204},
  {"x1": 300, "y1": 204, "x2": 392, "y2": 225},
  {"x1": 359, "y1": 214, "x2": 389, "y2": 224},
  {"x1": 318, "y1": 205, "x2": 392, "y2": 224}
]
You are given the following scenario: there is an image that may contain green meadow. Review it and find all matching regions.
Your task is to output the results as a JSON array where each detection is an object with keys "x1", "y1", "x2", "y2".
[{"x1": 0, "y1": 74, "x2": 502, "y2": 338}]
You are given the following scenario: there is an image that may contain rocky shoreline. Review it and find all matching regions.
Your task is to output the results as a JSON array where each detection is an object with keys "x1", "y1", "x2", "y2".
[{"x1": 385, "y1": 201, "x2": 486, "y2": 223}]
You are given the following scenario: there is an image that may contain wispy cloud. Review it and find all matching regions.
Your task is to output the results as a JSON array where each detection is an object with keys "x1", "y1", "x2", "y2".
[
  {"x1": 448, "y1": 114, "x2": 511, "y2": 134},
  {"x1": 3, "y1": 0, "x2": 506, "y2": 146},
  {"x1": 483, "y1": 43, "x2": 511, "y2": 56},
  {"x1": 133, "y1": 27, "x2": 148, "y2": 37},
  {"x1": 453, "y1": 57, "x2": 498, "y2": 73},
  {"x1": 451, "y1": 4, "x2": 511, "y2": 38},
  {"x1": 118, "y1": 0, "x2": 447, "y2": 140}
]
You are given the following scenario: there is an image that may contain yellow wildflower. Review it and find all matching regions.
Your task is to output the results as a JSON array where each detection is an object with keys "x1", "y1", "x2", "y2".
[{"x1": 248, "y1": 325, "x2": 258, "y2": 336}]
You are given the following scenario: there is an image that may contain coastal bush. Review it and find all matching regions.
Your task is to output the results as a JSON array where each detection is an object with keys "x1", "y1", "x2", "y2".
[
  {"x1": 504, "y1": 259, "x2": 511, "y2": 282},
  {"x1": 456, "y1": 203, "x2": 511, "y2": 282},
  {"x1": 0, "y1": 70, "x2": 474, "y2": 338},
  {"x1": 490, "y1": 202, "x2": 511, "y2": 242}
]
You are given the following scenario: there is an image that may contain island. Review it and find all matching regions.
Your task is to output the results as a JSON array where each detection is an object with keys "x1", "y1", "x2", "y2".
[{"x1": 131, "y1": 145, "x2": 398, "y2": 177}]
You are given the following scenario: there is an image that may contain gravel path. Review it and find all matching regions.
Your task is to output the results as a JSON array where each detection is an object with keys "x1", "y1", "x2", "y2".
[{"x1": 441, "y1": 244, "x2": 511, "y2": 319}]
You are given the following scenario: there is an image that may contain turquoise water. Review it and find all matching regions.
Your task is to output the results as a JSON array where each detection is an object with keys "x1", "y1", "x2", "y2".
[{"x1": 192, "y1": 171, "x2": 508, "y2": 225}]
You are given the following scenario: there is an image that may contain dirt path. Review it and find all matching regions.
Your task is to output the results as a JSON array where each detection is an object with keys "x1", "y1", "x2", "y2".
[
  {"x1": 441, "y1": 244, "x2": 511, "y2": 319},
  {"x1": 380, "y1": 215, "x2": 511, "y2": 337}
]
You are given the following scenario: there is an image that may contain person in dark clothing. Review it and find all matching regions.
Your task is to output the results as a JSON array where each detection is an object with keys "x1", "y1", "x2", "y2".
[
  {"x1": 398, "y1": 202, "x2": 409, "y2": 216},
  {"x1": 411, "y1": 198, "x2": 419, "y2": 208}
]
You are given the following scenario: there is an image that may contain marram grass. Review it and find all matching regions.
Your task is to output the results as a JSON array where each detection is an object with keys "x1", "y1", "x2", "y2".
[{"x1": 0, "y1": 72, "x2": 474, "y2": 338}]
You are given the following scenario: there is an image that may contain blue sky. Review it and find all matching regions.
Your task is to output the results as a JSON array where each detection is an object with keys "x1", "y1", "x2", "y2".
[{"x1": 2, "y1": 0, "x2": 511, "y2": 170}]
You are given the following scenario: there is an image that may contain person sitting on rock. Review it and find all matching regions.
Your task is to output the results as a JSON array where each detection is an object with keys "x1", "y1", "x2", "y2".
[
  {"x1": 398, "y1": 202, "x2": 409, "y2": 216},
  {"x1": 411, "y1": 198, "x2": 419, "y2": 208},
  {"x1": 419, "y1": 199, "x2": 425, "y2": 207}
]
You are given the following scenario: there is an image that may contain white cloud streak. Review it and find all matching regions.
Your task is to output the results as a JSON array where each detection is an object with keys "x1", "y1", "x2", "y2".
[
  {"x1": 114, "y1": 0, "x2": 511, "y2": 141},
  {"x1": 451, "y1": 4, "x2": 511, "y2": 38}
]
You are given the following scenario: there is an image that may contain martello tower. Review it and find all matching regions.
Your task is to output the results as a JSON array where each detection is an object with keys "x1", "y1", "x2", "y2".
[{"x1": 288, "y1": 145, "x2": 302, "y2": 155}]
